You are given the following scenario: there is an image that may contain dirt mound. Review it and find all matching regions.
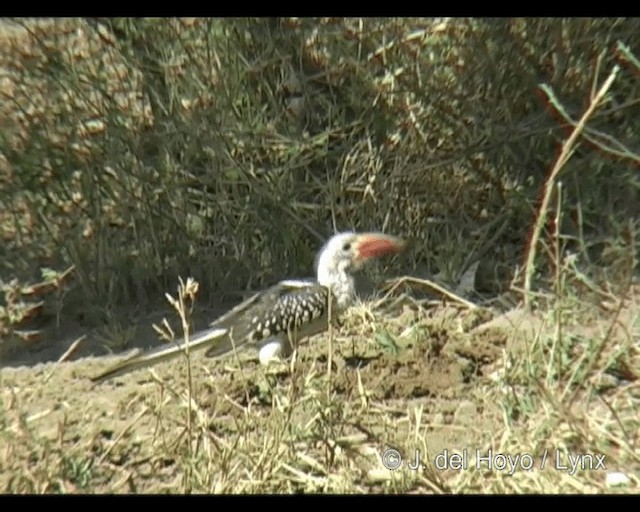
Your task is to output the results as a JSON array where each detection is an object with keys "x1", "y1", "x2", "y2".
[{"x1": 2, "y1": 298, "x2": 637, "y2": 493}]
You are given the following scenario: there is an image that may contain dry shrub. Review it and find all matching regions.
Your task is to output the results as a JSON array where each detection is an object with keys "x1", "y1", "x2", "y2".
[{"x1": 0, "y1": 17, "x2": 638, "y2": 336}]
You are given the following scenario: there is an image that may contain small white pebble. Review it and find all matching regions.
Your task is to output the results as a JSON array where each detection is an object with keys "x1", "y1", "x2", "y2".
[
  {"x1": 366, "y1": 468, "x2": 394, "y2": 483},
  {"x1": 432, "y1": 413, "x2": 445, "y2": 425},
  {"x1": 488, "y1": 369, "x2": 504, "y2": 382},
  {"x1": 605, "y1": 472, "x2": 630, "y2": 488},
  {"x1": 399, "y1": 326, "x2": 413, "y2": 338}
]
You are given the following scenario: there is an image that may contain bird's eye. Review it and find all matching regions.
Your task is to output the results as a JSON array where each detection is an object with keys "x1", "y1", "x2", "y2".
[{"x1": 342, "y1": 242, "x2": 351, "y2": 251}]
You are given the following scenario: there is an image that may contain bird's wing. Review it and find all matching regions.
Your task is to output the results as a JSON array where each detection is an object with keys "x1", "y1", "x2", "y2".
[
  {"x1": 90, "y1": 279, "x2": 327, "y2": 383},
  {"x1": 203, "y1": 279, "x2": 330, "y2": 358},
  {"x1": 207, "y1": 279, "x2": 316, "y2": 330},
  {"x1": 90, "y1": 326, "x2": 228, "y2": 384}
]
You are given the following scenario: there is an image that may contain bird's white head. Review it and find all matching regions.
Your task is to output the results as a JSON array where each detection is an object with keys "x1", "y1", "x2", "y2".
[{"x1": 315, "y1": 231, "x2": 405, "y2": 309}]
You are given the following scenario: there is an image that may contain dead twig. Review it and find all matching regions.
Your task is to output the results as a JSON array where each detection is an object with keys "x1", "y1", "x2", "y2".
[
  {"x1": 376, "y1": 275, "x2": 480, "y2": 310},
  {"x1": 523, "y1": 65, "x2": 620, "y2": 308}
]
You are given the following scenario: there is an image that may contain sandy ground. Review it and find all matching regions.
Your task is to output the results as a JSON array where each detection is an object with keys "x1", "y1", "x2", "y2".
[
  {"x1": 0, "y1": 18, "x2": 638, "y2": 494},
  {"x1": 3, "y1": 290, "x2": 637, "y2": 493},
  {"x1": 0, "y1": 298, "x2": 515, "y2": 493}
]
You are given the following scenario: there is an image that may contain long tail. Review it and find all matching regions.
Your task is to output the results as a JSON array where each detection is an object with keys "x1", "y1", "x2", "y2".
[{"x1": 90, "y1": 326, "x2": 229, "y2": 384}]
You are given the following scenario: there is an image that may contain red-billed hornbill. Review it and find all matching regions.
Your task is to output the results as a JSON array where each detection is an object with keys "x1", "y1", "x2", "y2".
[{"x1": 91, "y1": 231, "x2": 405, "y2": 383}]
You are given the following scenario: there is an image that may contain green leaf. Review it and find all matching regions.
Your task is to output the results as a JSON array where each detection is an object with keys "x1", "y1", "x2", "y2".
[{"x1": 374, "y1": 329, "x2": 400, "y2": 356}]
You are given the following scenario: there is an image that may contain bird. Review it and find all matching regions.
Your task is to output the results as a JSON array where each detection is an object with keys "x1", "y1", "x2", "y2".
[{"x1": 90, "y1": 231, "x2": 405, "y2": 383}]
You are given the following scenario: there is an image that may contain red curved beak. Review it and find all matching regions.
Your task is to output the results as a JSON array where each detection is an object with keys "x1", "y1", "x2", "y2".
[{"x1": 353, "y1": 232, "x2": 406, "y2": 263}]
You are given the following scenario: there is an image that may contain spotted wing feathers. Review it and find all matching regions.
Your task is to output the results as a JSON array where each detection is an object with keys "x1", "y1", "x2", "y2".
[{"x1": 203, "y1": 279, "x2": 330, "y2": 358}]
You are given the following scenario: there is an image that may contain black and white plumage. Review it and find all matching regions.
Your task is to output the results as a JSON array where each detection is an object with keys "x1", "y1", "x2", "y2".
[{"x1": 91, "y1": 231, "x2": 405, "y2": 383}]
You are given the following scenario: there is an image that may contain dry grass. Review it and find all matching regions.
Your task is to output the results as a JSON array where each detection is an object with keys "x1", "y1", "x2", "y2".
[
  {"x1": 0, "y1": 18, "x2": 639, "y2": 494},
  {"x1": 1, "y1": 267, "x2": 638, "y2": 493}
]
